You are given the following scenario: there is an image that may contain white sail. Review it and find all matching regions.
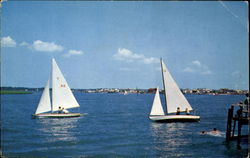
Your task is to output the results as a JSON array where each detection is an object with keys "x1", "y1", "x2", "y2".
[
  {"x1": 52, "y1": 58, "x2": 80, "y2": 112},
  {"x1": 35, "y1": 79, "x2": 51, "y2": 114},
  {"x1": 161, "y1": 59, "x2": 193, "y2": 114},
  {"x1": 150, "y1": 87, "x2": 165, "y2": 116}
]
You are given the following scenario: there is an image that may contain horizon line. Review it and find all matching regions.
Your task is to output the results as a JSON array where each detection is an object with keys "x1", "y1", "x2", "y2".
[{"x1": 0, "y1": 86, "x2": 249, "y2": 91}]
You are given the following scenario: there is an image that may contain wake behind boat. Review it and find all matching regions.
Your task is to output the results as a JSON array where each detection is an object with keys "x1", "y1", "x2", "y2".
[
  {"x1": 33, "y1": 58, "x2": 81, "y2": 118},
  {"x1": 149, "y1": 59, "x2": 200, "y2": 122}
]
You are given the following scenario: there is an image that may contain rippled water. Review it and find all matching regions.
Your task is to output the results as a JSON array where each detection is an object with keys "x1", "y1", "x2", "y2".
[{"x1": 1, "y1": 92, "x2": 248, "y2": 157}]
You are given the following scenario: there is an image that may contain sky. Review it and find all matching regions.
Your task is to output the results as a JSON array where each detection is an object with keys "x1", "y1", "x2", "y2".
[{"x1": 1, "y1": 1, "x2": 249, "y2": 90}]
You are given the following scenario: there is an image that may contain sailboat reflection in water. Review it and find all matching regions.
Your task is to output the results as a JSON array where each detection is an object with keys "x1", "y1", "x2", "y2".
[
  {"x1": 37, "y1": 118, "x2": 79, "y2": 142},
  {"x1": 33, "y1": 58, "x2": 80, "y2": 118}
]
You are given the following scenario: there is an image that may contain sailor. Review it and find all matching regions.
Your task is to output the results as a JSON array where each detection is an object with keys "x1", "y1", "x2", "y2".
[
  {"x1": 58, "y1": 106, "x2": 63, "y2": 114},
  {"x1": 62, "y1": 107, "x2": 69, "y2": 114},
  {"x1": 176, "y1": 107, "x2": 181, "y2": 115},
  {"x1": 185, "y1": 108, "x2": 190, "y2": 115}
]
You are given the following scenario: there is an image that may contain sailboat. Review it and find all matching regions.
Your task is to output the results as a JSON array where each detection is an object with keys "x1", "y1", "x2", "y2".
[
  {"x1": 124, "y1": 90, "x2": 128, "y2": 95},
  {"x1": 149, "y1": 59, "x2": 200, "y2": 122},
  {"x1": 33, "y1": 58, "x2": 81, "y2": 118}
]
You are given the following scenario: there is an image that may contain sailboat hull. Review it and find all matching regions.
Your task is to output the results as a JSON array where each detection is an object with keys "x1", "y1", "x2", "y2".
[
  {"x1": 32, "y1": 113, "x2": 81, "y2": 118},
  {"x1": 149, "y1": 115, "x2": 200, "y2": 122}
]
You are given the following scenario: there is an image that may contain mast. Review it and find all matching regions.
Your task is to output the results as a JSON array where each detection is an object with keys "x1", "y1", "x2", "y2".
[
  {"x1": 51, "y1": 59, "x2": 53, "y2": 113},
  {"x1": 160, "y1": 58, "x2": 168, "y2": 114}
]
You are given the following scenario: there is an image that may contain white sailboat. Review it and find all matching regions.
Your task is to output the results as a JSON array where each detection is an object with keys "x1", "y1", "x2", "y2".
[
  {"x1": 124, "y1": 90, "x2": 128, "y2": 95},
  {"x1": 149, "y1": 59, "x2": 200, "y2": 122},
  {"x1": 33, "y1": 58, "x2": 81, "y2": 118}
]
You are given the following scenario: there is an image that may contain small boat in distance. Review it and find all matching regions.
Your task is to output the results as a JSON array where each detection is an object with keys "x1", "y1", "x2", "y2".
[
  {"x1": 124, "y1": 90, "x2": 128, "y2": 95},
  {"x1": 33, "y1": 58, "x2": 80, "y2": 118},
  {"x1": 149, "y1": 59, "x2": 200, "y2": 122}
]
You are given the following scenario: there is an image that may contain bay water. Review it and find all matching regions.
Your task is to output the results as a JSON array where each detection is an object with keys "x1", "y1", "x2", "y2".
[{"x1": 1, "y1": 92, "x2": 248, "y2": 157}]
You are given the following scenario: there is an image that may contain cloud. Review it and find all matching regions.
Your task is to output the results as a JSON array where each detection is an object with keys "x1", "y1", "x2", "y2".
[
  {"x1": 192, "y1": 60, "x2": 201, "y2": 67},
  {"x1": 30, "y1": 40, "x2": 64, "y2": 52},
  {"x1": 113, "y1": 48, "x2": 158, "y2": 64},
  {"x1": 201, "y1": 70, "x2": 212, "y2": 75},
  {"x1": 20, "y1": 41, "x2": 29, "y2": 47},
  {"x1": 63, "y1": 49, "x2": 84, "y2": 57},
  {"x1": 2, "y1": 38, "x2": 85, "y2": 59},
  {"x1": 1, "y1": 36, "x2": 16, "y2": 47},
  {"x1": 143, "y1": 57, "x2": 158, "y2": 64},
  {"x1": 113, "y1": 48, "x2": 143, "y2": 61},
  {"x1": 183, "y1": 60, "x2": 213, "y2": 75},
  {"x1": 183, "y1": 67, "x2": 195, "y2": 73},
  {"x1": 119, "y1": 67, "x2": 139, "y2": 71}
]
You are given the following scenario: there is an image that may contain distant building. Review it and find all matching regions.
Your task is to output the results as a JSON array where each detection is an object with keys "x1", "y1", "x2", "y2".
[{"x1": 148, "y1": 88, "x2": 157, "y2": 93}]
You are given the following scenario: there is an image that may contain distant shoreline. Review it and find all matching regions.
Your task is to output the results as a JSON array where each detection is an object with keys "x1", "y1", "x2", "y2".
[
  {"x1": 0, "y1": 87, "x2": 248, "y2": 95},
  {"x1": 0, "y1": 90, "x2": 33, "y2": 95}
]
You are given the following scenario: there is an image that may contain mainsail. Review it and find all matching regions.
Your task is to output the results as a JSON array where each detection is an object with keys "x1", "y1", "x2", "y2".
[
  {"x1": 52, "y1": 58, "x2": 80, "y2": 112},
  {"x1": 150, "y1": 87, "x2": 165, "y2": 116},
  {"x1": 161, "y1": 59, "x2": 193, "y2": 114},
  {"x1": 35, "y1": 79, "x2": 51, "y2": 114}
]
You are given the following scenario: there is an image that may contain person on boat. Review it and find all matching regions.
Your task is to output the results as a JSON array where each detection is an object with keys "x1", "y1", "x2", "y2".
[
  {"x1": 176, "y1": 107, "x2": 180, "y2": 115},
  {"x1": 185, "y1": 108, "x2": 190, "y2": 115},
  {"x1": 58, "y1": 106, "x2": 63, "y2": 114},
  {"x1": 62, "y1": 107, "x2": 69, "y2": 114}
]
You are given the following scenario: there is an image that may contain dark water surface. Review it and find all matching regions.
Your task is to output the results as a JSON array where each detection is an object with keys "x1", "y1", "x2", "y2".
[{"x1": 1, "y1": 92, "x2": 248, "y2": 157}]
